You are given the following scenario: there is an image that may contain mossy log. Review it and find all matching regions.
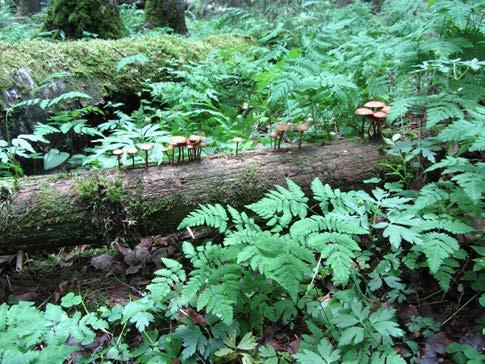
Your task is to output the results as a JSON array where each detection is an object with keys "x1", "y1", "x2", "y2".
[
  {"x1": 0, "y1": 141, "x2": 383, "y2": 253},
  {"x1": 0, "y1": 34, "x2": 248, "y2": 139}
]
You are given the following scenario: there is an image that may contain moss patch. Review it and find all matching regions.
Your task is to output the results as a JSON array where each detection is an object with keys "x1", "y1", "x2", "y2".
[
  {"x1": 0, "y1": 33, "x2": 249, "y2": 92},
  {"x1": 43, "y1": 0, "x2": 127, "y2": 39}
]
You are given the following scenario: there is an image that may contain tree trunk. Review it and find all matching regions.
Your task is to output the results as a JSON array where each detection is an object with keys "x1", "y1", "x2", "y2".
[
  {"x1": 145, "y1": 0, "x2": 187, "y2": 34},
  {"x1": 43, "y1": 0, "x2": 127, "y2": 39},
  {"x1": 17, "y1": 0, "x2": 43, "y2": 15},
  {"x1": 0, "y1": 141, "x2": 382, "y2": 253}
]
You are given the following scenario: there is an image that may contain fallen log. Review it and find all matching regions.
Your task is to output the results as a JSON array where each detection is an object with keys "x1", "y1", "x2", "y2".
[
  {"x1": 0, "y1": 34, "x2": 248, "y2": 139},
  {"x1": 0, "y1": 141, "x2": 382, "y2": 253}
]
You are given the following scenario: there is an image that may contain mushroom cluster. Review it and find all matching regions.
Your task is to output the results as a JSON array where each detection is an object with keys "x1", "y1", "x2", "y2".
[
  {"x1": 112, "y1": 144, "x2": 153, "y2": 170},
  {"x1": 168, "y1": 135, "x2": 206, "y2": 164},
  {"x1": 354, "y1": 101, "x2": 390, "y2": 139},
  {"x1": 110, "y1": 134, "x2": 206, "y2": 171},
  {"x1": 271, "y1": 123, "x2": 309, "y2": 150}
]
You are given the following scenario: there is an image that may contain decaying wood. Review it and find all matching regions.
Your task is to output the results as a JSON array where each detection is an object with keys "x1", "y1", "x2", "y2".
[{"x1": 0, "y1": 141, "x2": 383, "y2": 253}]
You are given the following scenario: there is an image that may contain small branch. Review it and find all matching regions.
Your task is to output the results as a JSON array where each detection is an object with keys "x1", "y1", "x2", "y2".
[{"x1": 441, "y1": 292, "x2": 480, "y2": 327}]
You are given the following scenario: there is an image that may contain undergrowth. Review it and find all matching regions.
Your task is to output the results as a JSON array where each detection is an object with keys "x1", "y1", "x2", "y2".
[{"x1": 0, "y1": 0, "x2": 484, "y2": 363}]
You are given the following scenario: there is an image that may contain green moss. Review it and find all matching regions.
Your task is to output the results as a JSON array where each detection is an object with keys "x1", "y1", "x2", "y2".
[
  {"x1": 75, "y1": 175, "x2": 124, "y2": 204},
  {"x1": 4, "y1": 183, "x2": 77, "y2": 234},
  {"x1": 0, "y1": 34, "x2": 249, "y2": 94},
  {"x1": 43, "y1": 0, "x2": 127, "y2": 39},
  {"x1": 0, "y1": 179, "x2": 18, "y2": 202}
]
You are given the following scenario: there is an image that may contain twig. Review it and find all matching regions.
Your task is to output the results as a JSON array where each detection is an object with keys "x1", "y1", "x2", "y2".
[
  {"x1": 114, "y1": 275, "x2": 144, "y2": 296},
  {"x1": 15, "y1": 250, "x2": 23, "y2": 272},
  {"x1": 441, "y1": 292, "x2": 480, "y2": 327},
  {"x1": 304, "y1": 254, "x2": 322, "y2": 296},
  {"x1": 186, "y1": 227, "x2": 195, "y2": 240},
  {"x1": 6, "y1": 274, "x2": 12, "y2": 291}
]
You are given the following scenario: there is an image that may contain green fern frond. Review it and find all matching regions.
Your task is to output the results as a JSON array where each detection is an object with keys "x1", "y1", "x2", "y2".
[
  {"x1": 420, "y1": 233, "x2": 460, "y2": 273},
  {"x1": 247, "y1": 179, "x2": 308, "y2": 230},
  {"x1": 178, "y1": 204, "x2": 228, "y2": 233}
]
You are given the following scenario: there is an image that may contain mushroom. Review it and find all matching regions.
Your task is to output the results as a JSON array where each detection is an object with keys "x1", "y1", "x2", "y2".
[
  {"x1": 232, "y1": 137, "x2": 243, "y2": 155},
  {"x1": 371, "y1": 111, "x2": 387, "y2": 139},
  {"x1": 295, "y1": 124, "x2": 309, "y2": 149},
  {"x1": 270, "y1": 131, "x2": 282, "y2": 150},
  {"x1": 197, "y1": 142, "x2": 206, "y2": 160},
  {"x1": 275, "y1": 124, "x2": 291, "y2": 150},
  {"x1": 167, "y1": 144, "x2": 176, "y2": 164},
  {"x1": 188, "y1": 135, "x2": 204, "y2": 160},
  {"x1": 189, "y1": 135, "x2": 204, "y2": 144},
  {"x1": 381, "y1": 105, "x2": 391, "y2": 114},
  {"x1": 171, "y1": 136, "x2": 188, "y2": 163},
  {"x1": 112, "y1": 149, "x2": 123, "y2": 170},
  {"x1": 187, "y1": 144, "x2": 195, "y2": 161},
  {"x1": 125, "y1": 146, "x2": 138, "y2": 169},
  {"x1": 364, "y1": 101, "x2": 386, "y2": 112},
  {"x1": 138, "y1": 143, "x2": 153, "y2": 168},
  {"x1": 354, "y1": 108, "x2": 374, "y2": 136}
]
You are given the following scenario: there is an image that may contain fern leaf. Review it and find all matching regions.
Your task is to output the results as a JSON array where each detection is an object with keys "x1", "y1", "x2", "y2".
[
  {"x1": 178, "y1": 204, "x2": 228, "y2": 233},
  {"x1": 421, "y1": 233, "x2": 459, "y2": 273}
]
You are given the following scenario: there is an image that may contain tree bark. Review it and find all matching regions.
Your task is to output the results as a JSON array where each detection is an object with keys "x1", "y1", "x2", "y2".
[
  {"x1": 0, "y1": 141, "x2": 382, "y2": 253},
  {"x1": 17, "y1": 0, "x2": 43, "y2": 15},
  {"x1": 145, "y1": 0, "x2": 187, "y2": 34}
]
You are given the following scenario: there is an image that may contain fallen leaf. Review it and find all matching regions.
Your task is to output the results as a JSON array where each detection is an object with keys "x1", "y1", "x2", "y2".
[
  {"x1": 421, "y1": 332, "x2": 451, "y2": 360},
  {"x1": 91, "y1": 254, "x2": 113, "y2": 272}
]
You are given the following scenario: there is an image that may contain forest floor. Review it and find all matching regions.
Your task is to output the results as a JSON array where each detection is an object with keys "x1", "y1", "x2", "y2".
[{"x1": 1, "y1": 235, "x2": 483, "y2": 360}]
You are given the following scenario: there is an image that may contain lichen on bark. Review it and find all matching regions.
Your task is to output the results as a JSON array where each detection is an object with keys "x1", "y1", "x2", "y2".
[{"x1": 43, "y1": 0, "x2": 127, "y2": 39}]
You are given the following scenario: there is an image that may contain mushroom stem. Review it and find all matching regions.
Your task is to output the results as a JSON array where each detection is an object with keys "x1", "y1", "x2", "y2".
[
  {"x1": 298, "y1": 131, "x2": 303, "y2": 149},
  {"x1": 177, "y1": 146, "x2": 182, "y2": 163},
  {"x1": 278, "y1": 132, "x2": 284, "y2": 150},
  {"x1": 131, "y1": 155, "x2": 135, "y2": 169},
  {"x1": 117, "y1": 155, "x2": 121, "y2": 170},
  {"x1": 144, "y1": 150, "x2": 149, "y2": 168},
  {"x1": 235, "y1": 141, "x2": 239, "y2": 156}
]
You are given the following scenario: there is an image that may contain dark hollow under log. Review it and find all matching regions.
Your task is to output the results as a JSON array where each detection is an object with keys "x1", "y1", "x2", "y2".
[{"x1": 0, "y1": 141, "x2": 383, "y2": 253}]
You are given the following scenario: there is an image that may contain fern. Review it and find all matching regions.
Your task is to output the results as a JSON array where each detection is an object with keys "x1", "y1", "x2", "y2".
[
  {"x1": 178, "y1": 203, "x2": 229, "y2": 233},
  {"x1": 307, "y1": 233, "x2": 361, "y2": 286},
  {"x1": 247, "y1": 179, "x2": 308, "y2": 230},
  {"x1": 420, "y1": 233, "x2": 460, "y2": 273},
  {"x1": 147, "y1": 258, "x2": 186, "y2": 300},
  {"x1": 116, "y1": 53, "x2": 149, "y2": 72}
]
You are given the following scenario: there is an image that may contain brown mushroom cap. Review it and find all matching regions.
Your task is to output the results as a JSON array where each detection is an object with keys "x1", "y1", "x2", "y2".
[
  {"x1": 171, "y1": 136, "x2": 188, "y2": 146},
  {"x1": 112, "y1": 149, "x2": 123, "y2": 156},
  {"x1": 232, "y1": 137, "x2": 243, "y2": 143},
  {"x1": 355, "y1": 108, "x2": 374, "y2": 116},
  {"x1": 364, "y1": 101, "x2": 386, "y2": 109},
  {"x1": 126, "y1": 146, "x2": 138, "y2": 155},
  {"x1": 373, "y1": 111, "x2": 387, "y2": 119},
  {"x1": 381, "y1": 105, "x2": 391, "y2": 113},
  {"x1": 138, "y1": 143, "x2": 153, "y2": 151},
  {"x1": 276, "y1": 124, "x2": 292, "y2": 132},
  {"x1": 270, "y1": 131, "x2": 282, "y2": 138},
  {"x1": 187, "y1": 144, "x2": 194, "y2": 150},
  {"x1": 189, "y1": 135, "x2": 204, "y2": 144},
  {"x1": 296, "y1": 123, "x2": 310, "y2": 132}
]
